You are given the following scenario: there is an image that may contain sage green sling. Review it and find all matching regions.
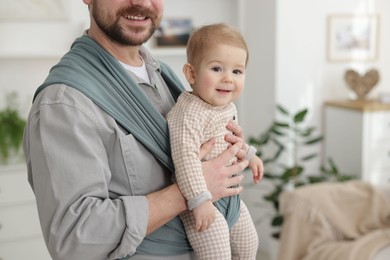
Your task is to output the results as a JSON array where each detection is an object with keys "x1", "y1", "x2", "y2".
[{"x1": 34, "y1": 35, "x2": 240, "y2": 257}]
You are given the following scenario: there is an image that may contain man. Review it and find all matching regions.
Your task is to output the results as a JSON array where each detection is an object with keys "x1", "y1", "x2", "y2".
[{"x1": 23, "y1": 1, "x2": 250, "y2": 259}]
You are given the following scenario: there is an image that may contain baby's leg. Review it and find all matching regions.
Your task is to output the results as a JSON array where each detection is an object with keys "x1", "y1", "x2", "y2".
[
  {"x1": 180, "y1": 209, "x2": 231, "y2": 260},
  {"x1": 230, "y1": 201, "x2": 259, "y2": 259}
]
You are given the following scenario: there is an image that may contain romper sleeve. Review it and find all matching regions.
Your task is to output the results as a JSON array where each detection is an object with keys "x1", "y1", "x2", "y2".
[{"x1": 167, "y1": 98, "x2": 211, "y2": 210}]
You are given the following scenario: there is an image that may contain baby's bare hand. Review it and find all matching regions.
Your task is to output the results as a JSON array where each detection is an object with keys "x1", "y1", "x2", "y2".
[
  {"x1": 193, "y1": 201, "x2": 216, "y2": 232},
  {"x1": 249, "y1": 155, "x2": 264, "y2": 184}
]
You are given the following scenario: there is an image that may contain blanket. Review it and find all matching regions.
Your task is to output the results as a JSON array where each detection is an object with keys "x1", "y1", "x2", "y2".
[{"x1": 278, "y1": 181, "x2": 390, "y2": 260}]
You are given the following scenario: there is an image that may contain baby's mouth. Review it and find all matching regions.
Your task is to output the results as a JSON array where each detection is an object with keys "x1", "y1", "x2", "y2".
[{"x1": 216, "y1": 89, "x2": 232, "y2": 93}]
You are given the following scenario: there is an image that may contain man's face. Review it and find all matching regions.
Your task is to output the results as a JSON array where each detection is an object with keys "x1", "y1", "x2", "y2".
[{"x1": 90, "y1": 0, "x2": 164, "y2": 46}]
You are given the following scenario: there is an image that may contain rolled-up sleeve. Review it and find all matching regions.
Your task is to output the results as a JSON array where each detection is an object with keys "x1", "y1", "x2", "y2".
[{"x1": 23, "y1": 85, "x2": 149, "y2": 260}]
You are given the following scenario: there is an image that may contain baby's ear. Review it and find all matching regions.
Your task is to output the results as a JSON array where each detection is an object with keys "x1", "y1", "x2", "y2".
[{"x1": 183, "y1": 63, "x2": 196, "y2": 85}]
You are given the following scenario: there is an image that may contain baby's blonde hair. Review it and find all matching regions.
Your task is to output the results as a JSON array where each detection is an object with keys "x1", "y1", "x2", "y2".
[{"x1": 186, "y1": 23, "x2": 249, "y2": 69}]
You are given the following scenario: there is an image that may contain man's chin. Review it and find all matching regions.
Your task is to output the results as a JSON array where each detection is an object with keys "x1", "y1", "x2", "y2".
[{"x1": 120, "y1": 28, "x2": 155, "y2": 46}]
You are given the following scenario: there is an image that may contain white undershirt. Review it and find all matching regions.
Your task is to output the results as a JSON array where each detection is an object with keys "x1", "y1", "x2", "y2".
[{"x1": 119, "y1": 57, "x2": 151, "y2": 84}]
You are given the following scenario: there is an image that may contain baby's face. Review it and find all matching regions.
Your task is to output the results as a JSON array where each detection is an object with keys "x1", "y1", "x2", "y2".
[{"x1": 191, "y1": 44, "x2": 247, "y2": 107}]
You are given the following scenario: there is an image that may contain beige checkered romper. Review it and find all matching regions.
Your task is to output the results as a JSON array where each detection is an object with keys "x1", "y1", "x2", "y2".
[{"x1": 167, "y1": 92, "x2": 258, "y2": 259}]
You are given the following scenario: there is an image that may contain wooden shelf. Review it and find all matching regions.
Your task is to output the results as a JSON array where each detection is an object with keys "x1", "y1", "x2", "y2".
[{"x1": 325, "y1": 99, "x2": 390, "y2": 112}]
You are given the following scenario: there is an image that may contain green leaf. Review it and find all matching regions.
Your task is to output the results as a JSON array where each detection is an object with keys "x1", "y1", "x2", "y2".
[
  {"x1": 271, "y1": 127, "x2": 285, "y2": 136},
  {"x1": 263, "y1": 173, "x2": 281, "y2": 179},
  {"x1": 0, "y1": 96, "x2": 26, "y2": 163},
  {"x1": 337, "y1": 175, "x2": 357, "y2": 182},
  {"x1": 271, "y1": 214, "x2": 284, "y2": 227},
  {"x1": 297, "y1": 127, "x2": 315, "y2": 137},
  {"x1": 297, "y1": 129, "x2": 313, "y2": 137},
  {"x1": 281, "y1": 166, "x2": 303, "y2": 180},
  {"x1": 248, "y1": 134, "x2": 270, "y2": 146},
  {"x1": 301, "y1": 153, "x2": 318, "y2": 161},
  {"x1": 263, "y1": 142, "x2": 284, "y2": 164},
  {"x1": 264, "y1": 187, "x2": 283, "y2": 207},
  {"x1": 295, "y1": 181, "x2": 306, "y2": 187},
  {"x1": 293, "y1": 108, "x2": 308, "y2": 123},
  {"x1": 277, "y1": 105, "x2": 289, "y2": 116},
  {"x1": 304, "y1": 136, "x2": 323, "y2": 145},
  {"x1": 307, "y1": 176, "x2": 327, "y2": 183},
  {"x1": 274, "y1": 121, "x2": 290, "y2": 128},
  {"x1": 328, "y1": 158, "x2": 339, "y2": 174},
  {"x1": 320, "y1": 158, "x2": 340, "y2": 177},
  {"x1": 262, "y1": 158, "x2": 277, "y2": 164}
]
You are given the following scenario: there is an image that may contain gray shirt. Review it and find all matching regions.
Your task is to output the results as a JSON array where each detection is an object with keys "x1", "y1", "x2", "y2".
[{"x1": 23, "y1": 47, "x2": 196, "y2": 260}]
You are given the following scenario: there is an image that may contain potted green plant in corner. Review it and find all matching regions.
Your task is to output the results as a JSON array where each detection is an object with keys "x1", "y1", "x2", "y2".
[
  {"x1": 248, "y1": 104, "x2": 355, "y2": 240},
  {"x1": 0, "y1": 92, "x2": 26, "y2": 165}
]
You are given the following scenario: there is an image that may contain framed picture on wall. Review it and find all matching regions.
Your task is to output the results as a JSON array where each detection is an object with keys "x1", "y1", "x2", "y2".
[
  {"x1": 327, "y1": 14, "x2": 379, "y2": 62},
  {"x1": 154, "y1": 17, "x2": 194, "y2": 47}
]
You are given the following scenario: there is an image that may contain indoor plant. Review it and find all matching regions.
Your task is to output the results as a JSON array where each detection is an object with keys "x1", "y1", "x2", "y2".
[
  {"x1": 248, "y1": 104, "x2": 354, "y2": 238},
  {"x1": 0, "y1": 92, "x2": 26, "y2": 164}
]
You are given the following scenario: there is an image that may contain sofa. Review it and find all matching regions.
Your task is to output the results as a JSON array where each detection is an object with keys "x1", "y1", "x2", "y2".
[
  {"x1": 277, "y1": 181, "x2": 390, "y2": 260},
  {"x1": 376, "y1": 185, "x2": 390, "y2": 260}
]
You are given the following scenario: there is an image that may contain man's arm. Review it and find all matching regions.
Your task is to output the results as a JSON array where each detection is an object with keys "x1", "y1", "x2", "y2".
[{"x1": 146, "y1": 184, "x2": 186, "y2": 234}]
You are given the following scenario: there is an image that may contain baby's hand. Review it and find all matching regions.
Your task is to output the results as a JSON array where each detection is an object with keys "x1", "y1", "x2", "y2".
[
  {"x1": 249, "y1": 155, "x2": 263, "y2": 184},
  {"x1": 193, "y1": 201, "x2": 216, "y2": 232}
]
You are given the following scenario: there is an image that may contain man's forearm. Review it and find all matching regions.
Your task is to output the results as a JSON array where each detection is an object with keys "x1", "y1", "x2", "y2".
[{"x1": 146, "y1": 184, "x2": 187, "y2": 234}]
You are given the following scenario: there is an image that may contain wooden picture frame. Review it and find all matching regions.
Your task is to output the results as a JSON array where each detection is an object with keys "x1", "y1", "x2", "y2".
[{"x1": 327, "y1": 14, "x2": 379, "y2": 62}]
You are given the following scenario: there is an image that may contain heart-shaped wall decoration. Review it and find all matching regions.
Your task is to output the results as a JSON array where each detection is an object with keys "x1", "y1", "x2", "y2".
[{"x1": 344, "y1": 69, "x2": 380, "y2": 100}]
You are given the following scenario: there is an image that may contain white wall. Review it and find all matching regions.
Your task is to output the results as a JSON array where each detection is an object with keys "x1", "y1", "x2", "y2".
[
  {"x1": 276, "y1": 0, "x2": 389, "y2": 110},
  {"x1": 274, "y1": 0, "x2": 389, "y2": 172},
  {"x1": 240, "y1": 0, "x2": 277, "y2": 138}
]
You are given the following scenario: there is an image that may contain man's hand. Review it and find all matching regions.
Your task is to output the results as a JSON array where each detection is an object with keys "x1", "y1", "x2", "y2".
[
  {"x1": 146, "y1": 121, "x2": 250, "y2": 235},
  {"x1": 225, "y1": 120, "x2": 249, "y2": 161},
  {"x1": 201, "y1": 141, "x2": 248, "y2": 202},
  {"x1": 192, "y1": 201, "x2": 216, "y2": 232}
]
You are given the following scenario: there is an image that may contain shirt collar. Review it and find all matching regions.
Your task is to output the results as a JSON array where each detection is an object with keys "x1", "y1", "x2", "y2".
[{"x1": 139, "y1": 45, "x2": 161, "y2": 72}]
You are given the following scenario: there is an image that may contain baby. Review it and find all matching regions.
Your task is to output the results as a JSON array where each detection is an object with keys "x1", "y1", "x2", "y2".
[{"x1": 167, "y1": 23, "x2": 263, "y2": 259}]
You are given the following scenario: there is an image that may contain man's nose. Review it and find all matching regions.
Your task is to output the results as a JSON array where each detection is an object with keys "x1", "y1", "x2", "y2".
[{"x1": 129, "y1": 0, "x2": 151, "y2": 7}]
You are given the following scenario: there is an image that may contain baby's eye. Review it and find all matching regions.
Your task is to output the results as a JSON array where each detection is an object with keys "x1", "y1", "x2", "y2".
[
  {"x1": 211, "y1": 66, "x2": 222, "y2": 72},
  {"x1": 233, "y1": 69, "x2": 243, "y2": 75}
]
